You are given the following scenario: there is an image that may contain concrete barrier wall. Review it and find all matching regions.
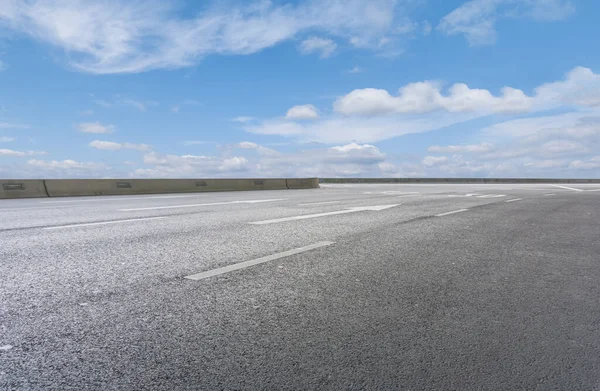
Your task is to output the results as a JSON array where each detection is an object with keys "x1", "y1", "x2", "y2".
[
  {"x1": 320, "y1": 178, "x2": 600, "y2": 184},
  {"x1": 0, "y1": 178, "x2": 317, "y2": 198},
  {"x1": 0, "y1": 180, "x2": 48, "y2": 199},
  {"x1": 287, "y1": 178, "x2": 320, "y2": 189}
]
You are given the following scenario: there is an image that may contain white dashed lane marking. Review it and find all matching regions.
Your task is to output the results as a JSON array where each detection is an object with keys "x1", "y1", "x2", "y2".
[
  {"x1": 184, "y1": 241, "x2": 335, "y2": 280},
  {"x1": 505, "y1": 198, "x2": 524, "y2": 203},
  {"x1": 43, "y1": 216, "x2": 167, "y2": 230},
  {"x1": 435, "y1": 209, "x2": 469, "y2": 217}
]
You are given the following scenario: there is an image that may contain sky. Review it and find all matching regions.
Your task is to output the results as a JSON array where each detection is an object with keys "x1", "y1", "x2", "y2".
[{"x1": 1, "y1": 0, "x2": 599, "y2": 179}]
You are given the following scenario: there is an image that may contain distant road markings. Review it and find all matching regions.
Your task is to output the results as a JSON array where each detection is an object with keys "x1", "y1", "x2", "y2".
[
  {"x1": 43, "y1": 216, "x2": 167, "y2": 230},
  {"x1": 544, "y1": 193, "x2": 556, "y2": 196},
  {"x1": 41, "y1": 195, "x2": 201, "y2": 204},
  {"x1": 250, "y1": 204, "x2": 399, "y2": 225},
  {"x1": 505, "y1": 198, "x2": 524, "y2": 203},
  {"x1": 587, "y1": 188, "x2": 600, "y2": 192},
  {"x1": 435, "y1": 209, "x2": 469, "y2": 217},
  {"x1": 298, "y1": 201, "x2": 340, "y2": 206},
  {"x1": 550, "y1": 185, "x2": 584, "y2": 192},
  {"x1": 119, "y1": 199, "x2": 285, "y2": 211},
  {"x1": 184, "y1": 241, "x2": 335, "y2": 280},
  {"x1": 364, "y1": 191, "x2": 419, "y2": 195},
  {"x1": 477, "y1": 194, "x2": 506, "y2": 198}
]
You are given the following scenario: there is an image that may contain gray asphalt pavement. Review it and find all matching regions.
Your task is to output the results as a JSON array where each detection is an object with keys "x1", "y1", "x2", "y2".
[{"x1": 1, "y1": 183, "x2": 600, "y2": 390}]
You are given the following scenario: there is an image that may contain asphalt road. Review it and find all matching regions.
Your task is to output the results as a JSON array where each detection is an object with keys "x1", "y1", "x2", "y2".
[{"x1": 1, "y1": 183, "x2": 600, "y2": 390}]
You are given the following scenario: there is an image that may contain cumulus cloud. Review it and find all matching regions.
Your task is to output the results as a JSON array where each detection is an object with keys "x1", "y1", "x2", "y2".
[
  {"x1": 299, "y1": 37, "x2": 337, "y2": 58},
  {"x1": 285, "y1": 104, "x2": 319, "y2": 120},
  {"x1": 247, "y1": 66, "x2": 600, "y2": 145},
  {"x1": 0, "y1": 0, "x2": 405, "y2": 74},
  {"x1": 438, "y1": 0, "x2": 575, "y2": 46},
  {"x1": 89, "y1": 140, "x2": 151, "y2": 151},
  {"x1": 334, "y1": 82, "x2": 534, "y2": 116},
  {"x1": 77, "y1": 122, "x2": 115, "y2": 134},
  {"x1": 0, "y1": 148, "x2": 46, "y2": 156}
]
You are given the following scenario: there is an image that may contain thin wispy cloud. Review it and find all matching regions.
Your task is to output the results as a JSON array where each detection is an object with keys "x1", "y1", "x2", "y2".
[{"x1": 0, "y1": 0, "x2": 407, "y2": 74}]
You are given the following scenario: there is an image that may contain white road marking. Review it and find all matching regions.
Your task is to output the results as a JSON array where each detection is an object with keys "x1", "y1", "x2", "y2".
[
  {"x1": 43, "y1": 216, "x2": 167, "y2": 230},
  {"x1": 448, "y1": 193, "x2": 482, "y2": 197},
  {"x1": 505, "y1": 198, "x2": 523, "y2": 203},
  {"x1": 477, "y1": 194, "x2": 506, "y2": 198},
  {"x1": 40, "y1": 194, "x2": 203, "y2": 204},
  {"x1": 544, "y1": 193, "x2": 556, "y2": 196},
  {"x1": 363, "y1": 191, "x2": 419, "y2": 195},
  {"x1": 435, "y1": 209, "x2": 469, "y2": 217},
  {"x1": 119, "y1": 199, "x2": 285, "y2": 211},
  {"x1": 298, "y1": 201, "x2": 340, "y2": 206},
  {"x1": 550, "y1": 185, "x2": 584, "y2": 192},
  {"x1": 249, "y1": 204, "x2": 399, "y2": 225},
  {"x1": 184, "y1": 241, "x2": 334, "y2": 280},
  {"x1": 587, "y1": 188, "x2": 600, "y2": 192}
]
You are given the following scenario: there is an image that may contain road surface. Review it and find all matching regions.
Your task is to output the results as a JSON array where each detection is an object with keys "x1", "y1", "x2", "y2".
[{"x1": 1, "y1": 183, "x2": 600, "y2": 390}]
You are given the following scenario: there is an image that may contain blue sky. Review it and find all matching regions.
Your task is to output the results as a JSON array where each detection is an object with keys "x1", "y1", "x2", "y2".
[{"x1": 1, "y1": 0, "x2": 599, "y2": 178}]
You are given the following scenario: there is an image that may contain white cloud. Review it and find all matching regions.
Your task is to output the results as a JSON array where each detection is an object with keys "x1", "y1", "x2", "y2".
[
  {"x1": 94, "y1": 99, "x2": 112, "y2": 108},
  {"x1": 77, "y1": 122, "x2": 115, "y2": 134},
  {"x1": 135, "y1": 151, "x2": 251, "y2": 177},
  {"x1": 171, "y1": 105, "x2": 180, "y2": 113},
  {"x1": 0, "y1": 148, "x2": 46, "y2": 156},
  {"x1": 422, "y1": 21, "x2": 432, "y2": 36},
  {"x1": 428, "y1": 142, "x2": 494, "y2": 153},
  {"x1": 0, "y1": 0, "x2": 405, "y2": 74},
  {"x1": 334, "y1": 82, "x2": 533, "y2": 116},
  {"x1": 231, "y1": 116, "x2": 255, "y2": 123},
  {"x1": 299, "y1": 37, "x2": 337, "y2": 58},
  {"x1": 438, "y1": 0, "x2": 575, "y2": 46},
  {"x1": 348, "y1": 66, "x2": 363, "y2": 74},
  {"x1": 245, "y1": 66, "x2": 600, "y2": 145},
  {"x1": 247, "y1": 111, "x2": 481, "y2": 144},
  {"x1": 89, "y1": 140, "x2": 151, "y2": 151},
  {"x1": 285, "y1": 104, "x2": 319, "y2": 120},
  {"x1": 183, "y1": 140, "x2": 212, "y2": 146},
  {"x1": 0, "y1": 122, "x2": 28, "y2": 129},
  {"x1": 24, "y1": 159, "x2": 109, "y2": 177},
  {"x1": 234, "y1": 141, "x2": 280, "y2": 157},
  {"x1": 0, "y1": 136, "x2": 15, "y2": 142},
  {"x1": 220, "y1": 156, "x2": 249, "y2": 172},
  {"x1": 568, "y1": 156, "x2": 600, "y2": 170},
  {"x1": 422, "y1": 155, "x2": 449, "y2": 166},
  {"x1": 123, "y1": 99, "x2": 147, "y2": 112}
]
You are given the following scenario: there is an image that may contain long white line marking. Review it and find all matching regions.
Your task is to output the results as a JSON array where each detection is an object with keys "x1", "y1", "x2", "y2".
[
  {"x1": 43, "y1": 216, "x2": 167, "y2": 230},
  {"x1": 120, "y1": 199, "x2": 284, "y2": 211},
  {"x1": 544, "y1": 193, "x2": 556, "y2": 196},
  {"x1": 587, "y1": 188, "x2": 600, "y2": 192},
  {"x1": 298, "y1": 201, "x2": 340, "y2": 206},
  {"x1": 184, "y1": 241, "x2": 334, "y2": 280},
  {"x1": 249, "y1": 204, "x2": 399, "y2": 225},
  {"x1": 505, "y1": 198, "x2": 523, "y2": 203},
  {"x1": 477, "y1": 194, "x2": 506, "y2": 198},
  {"x1": 41, "y1": 195, "x2": 203, "y2": 204},
  {"x1": 550, "y1": 185, "x2": 584, "y2": 192},
  {"x1": 435, "y1": 209, "x2": 469, "y2": 217}
]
